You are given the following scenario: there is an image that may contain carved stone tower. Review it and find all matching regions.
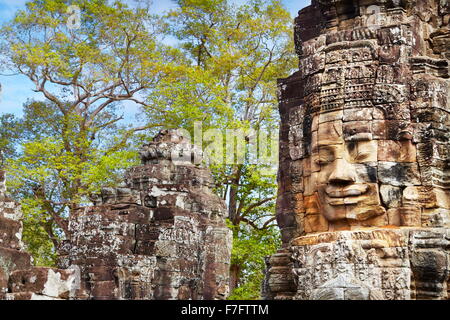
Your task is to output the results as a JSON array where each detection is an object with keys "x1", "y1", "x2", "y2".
[
  {"x1": 264, "y1": 0, "x2": 450, "y2": 300},
  {"x1": 58, "y1": 129, "x2": 232, "y2": 300}
]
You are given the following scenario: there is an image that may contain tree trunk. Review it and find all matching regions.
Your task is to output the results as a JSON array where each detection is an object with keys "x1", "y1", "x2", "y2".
[
  {"x1": 228, "y1": 184, "x2": 238, "y2": 223},
  {"x1": 229, "y1": 263, "x2": 241, "y2": 293},
  {"x1": 228, "y1": 164, "x2": 242, "y2": 224},
  {"x1": 228, "y1": 164, "x2": 244, "y2": 293}
]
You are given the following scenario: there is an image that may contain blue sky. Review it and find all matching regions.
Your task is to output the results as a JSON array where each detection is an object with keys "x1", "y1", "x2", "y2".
[{"x1": 0, "y1": 0, "x2": 310, "y2": 119}]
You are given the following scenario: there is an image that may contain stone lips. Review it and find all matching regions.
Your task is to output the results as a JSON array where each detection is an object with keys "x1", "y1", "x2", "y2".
[
  {"x1": 58, "y1": 130, "x2": 232, "y2": 300},
  {"x1": 265, "y1": 0, "x2": 450, "y2": 300},
  {"x1": 0, "y1": 170, "x2": 31, "y2": 299}
]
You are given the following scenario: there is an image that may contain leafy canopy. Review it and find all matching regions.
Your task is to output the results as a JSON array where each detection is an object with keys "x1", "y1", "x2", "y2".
[{"x1": 0, "y1": 0, "x2": 178, "y2": 264}]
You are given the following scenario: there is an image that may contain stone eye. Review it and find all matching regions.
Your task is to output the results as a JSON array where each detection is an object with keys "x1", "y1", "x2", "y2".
[
  {"x1": 316, "y1": 148, "x2": 335, "y2": 165},
  {"x1": 348, "y1": 141, "x2": 372, "y2": 162},
  {"x1": 347, "y1": 142, "x2": 356, "y2": 152}
]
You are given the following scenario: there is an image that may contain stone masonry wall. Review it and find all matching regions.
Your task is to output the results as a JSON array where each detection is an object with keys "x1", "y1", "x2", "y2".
[{"x1": 0, "y1": 130, "x2": 232, "y2": 300}]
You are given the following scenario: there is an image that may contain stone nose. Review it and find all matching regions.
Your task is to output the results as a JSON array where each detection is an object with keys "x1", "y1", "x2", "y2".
[{"x1": 328, "y1": 158, "x2": 357, "y2": 185}]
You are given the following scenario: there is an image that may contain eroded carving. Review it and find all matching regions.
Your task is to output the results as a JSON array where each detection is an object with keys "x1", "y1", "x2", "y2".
[{"x1": 59, "y1": 130, "x2": 232, "y2": 300}]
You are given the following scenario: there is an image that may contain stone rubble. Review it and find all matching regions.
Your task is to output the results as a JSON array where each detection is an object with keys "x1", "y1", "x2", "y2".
[{"x1": 0, "y1": 170, "x2": 78, "y2": 300}]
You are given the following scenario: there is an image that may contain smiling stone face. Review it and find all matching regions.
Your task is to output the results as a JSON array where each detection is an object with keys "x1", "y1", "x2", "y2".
[
  {"x1": 299, "y1": 111, "x2": 390, "y2": 231},
  {"x1": 265, "y1": 0, "x2": 450, "y2": 301},
  {"x1": 289, "y1": 65, "x2": 450, "y2": 233},
  {"x1": 312, "y1": 117, "x2": 385, "y2": 223},
  {"x1": 301, "y1": 105, "x2": 426, "y2": 228},
  {"x1": 274, "y1": 0, "x2": 450, "y2": 240}
]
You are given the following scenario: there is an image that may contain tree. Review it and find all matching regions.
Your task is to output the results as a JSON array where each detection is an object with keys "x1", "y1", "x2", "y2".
[
  {"x1": 0, "y1": 0, "x2": 176, "y2": 263},
  {"x1": 227, "y1": 223, "x2": 280, "y2": 300},
  {"x1": 144, "y1": 0, "x2": 296, "y2": 297},
  {"x1": 0, "y1": 113, "x2": 23, "y2": 161},
  {"x1": 5, "y1": 100, "x2": 144, "y2": 265}
]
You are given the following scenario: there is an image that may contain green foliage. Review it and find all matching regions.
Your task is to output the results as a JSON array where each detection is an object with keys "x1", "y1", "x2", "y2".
[
  {"x1": 142, "y1": 65, "x2": 233, "y2": 131},
  {"x1": 0, "y1": 0, "x2": 169, "y2": 95},
  {"x1": 227, "y1": 221, "x2": 281, "y2": 300},
  {"x1": 21, "y1": 198, "x2": 58, "y2": 266},
  {"x1": 5, "y1": 100, "x2": 140, "y2": 266},
  {"x1": 160, "y1": 0, "x2": 296, "y2": 129},
  {"x1": 0, "y1": 113, "x2": 23, "y2": 160}
]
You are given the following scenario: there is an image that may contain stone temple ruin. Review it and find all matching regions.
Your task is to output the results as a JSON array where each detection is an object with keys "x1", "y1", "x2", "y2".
[
  {"x1": 0, "y1": 130, "x2": 232, "y2": 300},
  {"x1": 0, "y1": 170, "x2": 78, "y2": 299},
  {"x1": 264, "y1": 0, "x2": 450, "y2": 300},
  {"x1": 1, "y1": 0, "x2": 450, "y2": 301}
]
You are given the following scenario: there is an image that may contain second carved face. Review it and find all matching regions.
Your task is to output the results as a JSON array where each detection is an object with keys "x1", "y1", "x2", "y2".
[{"x1": 311, "y1": 115, "x2": 385, "y2": 223}]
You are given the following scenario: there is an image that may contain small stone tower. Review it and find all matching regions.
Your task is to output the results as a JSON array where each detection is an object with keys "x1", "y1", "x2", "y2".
[
  {"x1": 265, "y1": 0, "x2": 450, "y2": 300},
  {"x1": 58, "y1": 129, "x2": 232, "y2": 300}
]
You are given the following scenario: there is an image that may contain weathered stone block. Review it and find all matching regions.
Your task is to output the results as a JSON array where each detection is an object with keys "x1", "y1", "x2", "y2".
[
  {"x1": 378, "y1": 140, "x2": 417, "y2": 162},
  {"x1": 378, "y1": 162, "x2": 421, "y2": 186},
  {"x1": 380, "y1": 185, "x2": 402, "y2": 208},
  {"x1": 90, "y1": 280, "x2": 118, "y2": 299},
  {"x1": 8, "y1": 268, "x2": 77, "y2": 299},
  {"x1": 0, "y1": 247, "x2": 32, "y2": 273},
  {"x1": 0, "y1": 217, "x2": 22, "y2": 249},
  {"x1": 304, "y1": 214, "x2": 329, "y2": 233},
  {"x1": 399, "y1": 207, "x2": 421, "y2": 227},
  {"x1": 266, "y1": 0, "x2": 450, "y2": 301}
]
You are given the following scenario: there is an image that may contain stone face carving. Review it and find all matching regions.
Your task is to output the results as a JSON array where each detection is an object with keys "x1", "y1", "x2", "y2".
[
  {"x1": 278, "y1": 0, "x2": 450, "y2": 240},
  {"x1": 58, "y1": 130, "x2": 232, "y2": 300},
  {"x1": 266, "y1": 0, "x2": 450, "y2": 300}
]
